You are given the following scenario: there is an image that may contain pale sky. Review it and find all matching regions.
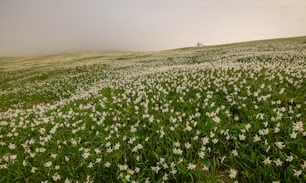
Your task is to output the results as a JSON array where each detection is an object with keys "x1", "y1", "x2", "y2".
[{"x1": 0, "y1": 0, "x2": 305, "y2": 56}]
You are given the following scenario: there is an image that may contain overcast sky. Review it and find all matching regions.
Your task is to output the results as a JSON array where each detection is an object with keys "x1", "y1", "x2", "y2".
[{"x1": 0, "y1": 0, "x2": 305, "y2": 56}]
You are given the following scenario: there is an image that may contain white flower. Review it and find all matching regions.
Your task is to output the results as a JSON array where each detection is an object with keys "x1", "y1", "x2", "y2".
[
  {"x1": 52, "y1": 173, "x2": 61, "y2": 182},
  {"x1": 10, "y1": 154, "x2": 17, "y2": 161},
  {"x1": 31, "y1": 167, "x2": 37, "y2": 173},
  {"x1": 202, "y1": 165, "x2": 209, "y2": 171},
  {"x1": 82, "y1": 152, "x2": 90, "y2": 159},
  {"x1": 274, "y1": 127, "x2": 280, "y2": 133},
  {"x1": 162, "y1": 173, "x2": 168, "y2": 181},
  {"x1": 87, "y1": 162, "x2": 94, "y2": 168},
  {"x1": 212, "y1": 116, "x2": 221, "y2": 123},
  {"x1": 184, "y1": 142, "x2": 191, "y2": 149},
  {"x1": 274, "y1": 159, "x2": 283, "y2": 167},
  {"x1": 293, "y1": 169, "x2": 302, "y2": 177},
  {"x1": 151, "y1": 166, "x2": 161, "y2": 173},
  {"x1": 245, "y1": 123, "x2": 251, "y2": 131},
  {"x1": 229, "y1": 169, "x2": 237, "y2": 179},
  {"x1": 231, "y1": 149, "x2": 239, "y2": 157},
  {"x1": 274, "y1": 142, "x2": 285, "y2": 149},
  {"x1": 8, "y1": 143, "x2": 16, "y2": 150},
  {"x1": 198, "y1": 151, "x2": 205, "y2": 159},
  {"x1": 94, "y1": 148, "x2": 101, "y2": 154},
  {"x1": 114, "y1": 143, "x2": 120, "y2": 150},
  {"x1": 64, "y1": 178, "x2": 71, "y2": 183},
  {"x1": 263, "y1": 157, "x2": 271, "y2": 165},
  {"x1": 51, "y1": 153, "x2": 57, "y2": 159},
  {"x1": 238, "y1": 134, "x2": 246, "y2": 141},
  {"x1": 173, "y1": 148, "x2": 183, "y2": 155},
  {"x1": 134, "y1": 167, "x2": 140, "y2": 173},
  {"x1": 187, "y1": 163, "x2": 196, "y2": 170},
  {"x1": 132, "y1": 143, "x2": 143, "y2": 152},
  {"x1": 174, "y1": 141, "x2": 180, "y2": 147},
  {"x1": 65, "y1": 156, "x2": 70, "y2": 162},
  {"x1": 44, "y1": 161, "x2": 52, "y2": 168},
  {"x1": 253, "y1": 134, "x2": 261, "y2": 142},
  {"x1": 95, "y1": 158, "x2": 101, "y2": 163},
  {"x1": 293, "y1": 121, "x2": 304, "y2": 132},
  {"x1": 22, "y1": 160, "x2": 28, "y2": 166},
  {"x1": 104, "y1": 161, "x2": 111, "y2": 168},
  {"x1": 202, "y1": 137, "x2": 209, "y2": 145},
  {"x1": 285, "y1": 155, "x2": 293, "y2": 162},
  {"x1": 118, "y1": 164, "x2": 128, "y2": 171},
  {"x1": 290, "y1": 132, "x2": 297, "y2": 139}
]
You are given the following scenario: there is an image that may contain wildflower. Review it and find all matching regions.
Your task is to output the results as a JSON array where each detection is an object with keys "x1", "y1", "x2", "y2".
[
  {"x1": 173, "y1": 148, "x2": 183, "y2": 155},
  {"x1": 212, "y1": 116, "x2": 220, "y2": 123},
  {"x1": 274, "y1": 142, "x2": 285, "y2": 149},
  {"x1": 184, "y1": 142, "x2": 191, "y2": 149},
  {"x1": 95, "y1": 158, "x2": 101, "y2": 163},
  {"x1": 263, "y1": 157, "x2": 272, "y2": 165},
  {"x1": 104, "y1": 161, "x2": 111, "y2": 168},
  {"x1": 132, "y1": 144, "x2": 143, "y2": 152},
  {"x1": 82, "y1": 152, "x2": 90, "y2": 159},
  {"x1": 245, "y1": 123, "x2": 251, "y2": 131},
  {"x1": 44, "y1": 161, "x2": 52, "y2": 168},
  {"x1": 274, "y1": 159, "x2": 283, "y2": 167},
  {"x1": 94, "y1": 148, "x2": 101, "y2": 154},
  {"x1": 198, "y1": 151, "x2": 205, "y2": 159},
  {"x1": 229, "y1": 169, "x2": 237, "y2": 179},
  {"x1": 202, "y1": 165, "x2": 209, "y2": 171},
  {"x1": 274, "y1": 127, "x2": 280, "y2": 133},
  {"x1": 285, "y1": 155, "x2": 293, "y2": 162},
  {"x1": 22, "y1": 160, "x2": 28, "y2": 166},
  {"x1": 221, "y1": 156, "x2": 226, "y2": 163},
  {"x1": 202, "y1": 137, "x2": 209, "y2": 145},
  {"x1": 135, "y1": 167, "x2": 140, "y2": 173},
  {"x1": 31, "y1": 167, "x2": 37, "y2": 173},
  {"x1": 88, "y1": 162, "x2": 94, "y2": 168},
  {"x1": 118, "y1": 164, "x2": 128, "y2": 171},
  {"x1": 51, "y1": 153, "x2": 57, "y2": 159},
  {"x1": 238, "y1": 134, "x2": 246, "y2": 141},
  {"x1": 293, "y1": 121, "x2": 304, "y2": 132},
  {"x1": 65, "y1": 156, "x2": 70, "y2": 162},
  {"x1": 162, "y1": 173, "x2": 168, "y2": 181},
  {"x1": 174, "y1": 141, "x2": 180, "y2": 147},
  {"x1": 114, "y1": 143, "x2": 120, "y2": 150},
  {"x1": 232, "y1": 149, "x2": 239, "y2": 157},
  {"x1": 151, "y1": 166, "x2": 161, "y2": 173},
  {"x1": 64, "y1": 178, "x2": 71, "y2": 183},
  {"x1": 187, "y1": 163, "x2": 196, "y2": 170},
  {"x1": 52, "y1": 173, "x2": 61, "y2": 182},
  {"x1": 253, "y1": 134, "x2": 261, "y2": 142},
  {"x1": 290, "y1": 132, "x2": 297, "y2": 139},
  {"x1": 10, "y1": 154, "x2": 17, "y2": 161},
  {"x1": 8, "y1": 143, "x2": 16, "y2": 150},
  {"x1": 293, "y1": 169, "x2": 302, "y2": 177}
]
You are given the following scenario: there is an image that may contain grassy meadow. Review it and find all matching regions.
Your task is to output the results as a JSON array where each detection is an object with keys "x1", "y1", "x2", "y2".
[{"x1": 0, "y1": 37, "x2": 305, "y2": 182}]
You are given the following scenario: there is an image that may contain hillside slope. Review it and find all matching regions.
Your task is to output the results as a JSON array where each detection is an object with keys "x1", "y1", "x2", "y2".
[{"x1": 0, "y1": 36, "x2": 305, "y2": 182}]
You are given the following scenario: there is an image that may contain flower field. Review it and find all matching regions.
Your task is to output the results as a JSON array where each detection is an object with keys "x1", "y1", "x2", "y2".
[{"x1": 0, "y1": 37, "x2": 305, "y2": 182}]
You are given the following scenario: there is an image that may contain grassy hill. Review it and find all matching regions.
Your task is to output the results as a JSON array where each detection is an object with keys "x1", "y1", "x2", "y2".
[{"x1": 0, "y1": 36, "x2": 305, "y2": 182}]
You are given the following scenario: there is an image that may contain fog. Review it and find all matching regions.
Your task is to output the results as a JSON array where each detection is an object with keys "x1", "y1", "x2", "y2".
[{"x1": 0, "y1": 0, "x2": 306, "y2": 56}]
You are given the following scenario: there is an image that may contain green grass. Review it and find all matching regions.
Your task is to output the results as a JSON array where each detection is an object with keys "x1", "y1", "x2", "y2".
[{"x1": 0, "y1": 36, "x2": 305, "y2": 182}]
